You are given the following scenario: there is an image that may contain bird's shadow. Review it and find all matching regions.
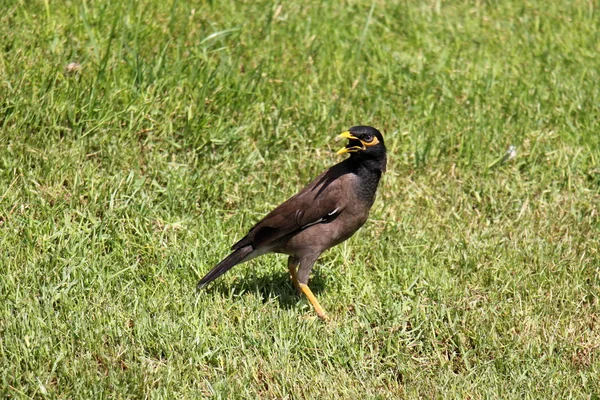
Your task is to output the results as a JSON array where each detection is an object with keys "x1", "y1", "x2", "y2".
[{"x1": 197, "y1": 268, "x2": 327, "y2": 310}]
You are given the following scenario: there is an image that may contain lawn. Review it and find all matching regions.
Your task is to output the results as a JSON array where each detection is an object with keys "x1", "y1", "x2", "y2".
[{"x1": 1, "y1": 0, "x2": 599, "y2": 398}]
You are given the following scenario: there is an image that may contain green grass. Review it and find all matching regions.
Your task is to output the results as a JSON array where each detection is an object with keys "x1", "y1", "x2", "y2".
[{"x1": 1, "y1": 0, "x2": 599, "y2": 397}]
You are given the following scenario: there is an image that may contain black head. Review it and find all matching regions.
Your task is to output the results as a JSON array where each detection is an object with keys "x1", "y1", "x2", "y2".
[{"x1": 337, "y1": 126, "x2": 386, "y2": 170}]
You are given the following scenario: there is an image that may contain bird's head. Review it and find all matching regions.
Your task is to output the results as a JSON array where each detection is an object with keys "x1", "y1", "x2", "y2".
[{"x1": 337, "y1": 126, "x2": 386, "y2": 170}]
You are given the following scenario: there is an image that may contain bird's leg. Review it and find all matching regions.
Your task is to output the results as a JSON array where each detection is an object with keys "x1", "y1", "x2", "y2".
[
  {"x1": 297, "y1": 256, "x2": 329, "y2": 321},
  {"x1": 287, "y1": 256, "x2": 301, "y2": 292},
  {"x1": 289, "y1": 256, "x2": 329, "y2": 320},
  {"x1": 298, "y1": 283, "x2": 328, "y2": 321}
]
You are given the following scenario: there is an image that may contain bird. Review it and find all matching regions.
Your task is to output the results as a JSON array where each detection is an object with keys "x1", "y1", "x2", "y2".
[{"x1": 197, "y1": 126, "x2": 387, "y2": 320}]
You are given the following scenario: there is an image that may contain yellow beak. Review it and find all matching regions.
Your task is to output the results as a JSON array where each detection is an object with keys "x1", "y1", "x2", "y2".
[{"x1": 337, "y1": 131, "x2": 361, "y2": 155}]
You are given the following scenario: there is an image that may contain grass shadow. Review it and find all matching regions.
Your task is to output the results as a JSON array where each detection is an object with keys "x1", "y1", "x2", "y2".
[{"x1": 196, "y1": 267, "x2": 328, "y2": 310}]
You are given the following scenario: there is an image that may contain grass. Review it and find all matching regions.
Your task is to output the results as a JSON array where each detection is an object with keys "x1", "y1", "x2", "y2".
[{"x1": 1, "y1": 0, "x2": 599, "y2": 397}]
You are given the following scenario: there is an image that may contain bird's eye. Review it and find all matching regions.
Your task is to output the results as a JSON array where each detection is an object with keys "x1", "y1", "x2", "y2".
[{"x1": 363, "y1": 134, "x2": 373, "y2": 143}]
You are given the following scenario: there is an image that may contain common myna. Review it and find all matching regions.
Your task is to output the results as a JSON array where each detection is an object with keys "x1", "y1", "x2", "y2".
[{"x1": 197, "y1": 126, "x2": 387, "y2": 320}]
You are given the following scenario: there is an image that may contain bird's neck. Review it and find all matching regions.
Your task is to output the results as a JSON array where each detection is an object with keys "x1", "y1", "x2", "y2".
[{"x1": 350, "y1": 157, "x2": 385, "y2": 205}]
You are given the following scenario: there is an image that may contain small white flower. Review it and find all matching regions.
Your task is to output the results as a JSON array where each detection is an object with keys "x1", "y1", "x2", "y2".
[
  {"x1": 507, "y1": 145, "x2": 517, "y2": 160},
  {"x1": 65, "y1": 62, "x2": 81, "y2": 73}
]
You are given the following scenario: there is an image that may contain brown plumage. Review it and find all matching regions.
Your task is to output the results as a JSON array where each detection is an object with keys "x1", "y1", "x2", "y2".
[{"x1": 197, "y1": 126, "x2": 387, "y2": 320}]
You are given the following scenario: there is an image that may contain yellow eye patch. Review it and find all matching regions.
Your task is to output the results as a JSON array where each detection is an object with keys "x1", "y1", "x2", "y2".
[{"x1": 363, "y1": 136, "x2": 380, "y2": 146}]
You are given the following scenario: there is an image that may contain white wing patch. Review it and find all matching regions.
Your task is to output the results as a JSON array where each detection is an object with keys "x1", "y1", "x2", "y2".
[{"x1": 298, "y1": 207, "x2": 341, "y2": 230}]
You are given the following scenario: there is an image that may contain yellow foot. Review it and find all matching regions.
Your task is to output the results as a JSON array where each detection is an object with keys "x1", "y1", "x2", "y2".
[{"x1": 298, "y1": 283, "x2": 329, "y2": 321}]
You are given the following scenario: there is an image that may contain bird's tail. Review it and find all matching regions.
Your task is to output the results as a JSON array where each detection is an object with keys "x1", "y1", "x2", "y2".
[{"x1": 197, "y1": 245, "x2": 253, "y2": 290}]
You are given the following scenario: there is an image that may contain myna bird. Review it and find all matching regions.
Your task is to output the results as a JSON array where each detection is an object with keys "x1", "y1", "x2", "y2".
[{"x1": 197, "y1": 126, "x2": 387, "y2": 320}]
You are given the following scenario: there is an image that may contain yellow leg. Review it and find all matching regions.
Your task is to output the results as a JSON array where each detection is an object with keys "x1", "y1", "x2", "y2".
[
  {"x1": 288, "y1": 257, "x2": 329, "y2": 321},
  {"x1": 298, "y1": 283, "x2": 329, "y2": 321},
  {"x1": 287, "y1": 259, "x2": 301, "y2": 292}
]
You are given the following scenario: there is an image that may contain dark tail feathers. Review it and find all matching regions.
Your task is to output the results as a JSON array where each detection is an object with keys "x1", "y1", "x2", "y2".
[{"x1": 197, "y1": 246, "x2": 253, "y2": 290}]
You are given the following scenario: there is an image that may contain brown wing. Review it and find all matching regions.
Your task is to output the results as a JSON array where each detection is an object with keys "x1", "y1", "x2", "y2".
[{"x1": 231, "y1": 161, "x2": 351, "y2": 251}]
